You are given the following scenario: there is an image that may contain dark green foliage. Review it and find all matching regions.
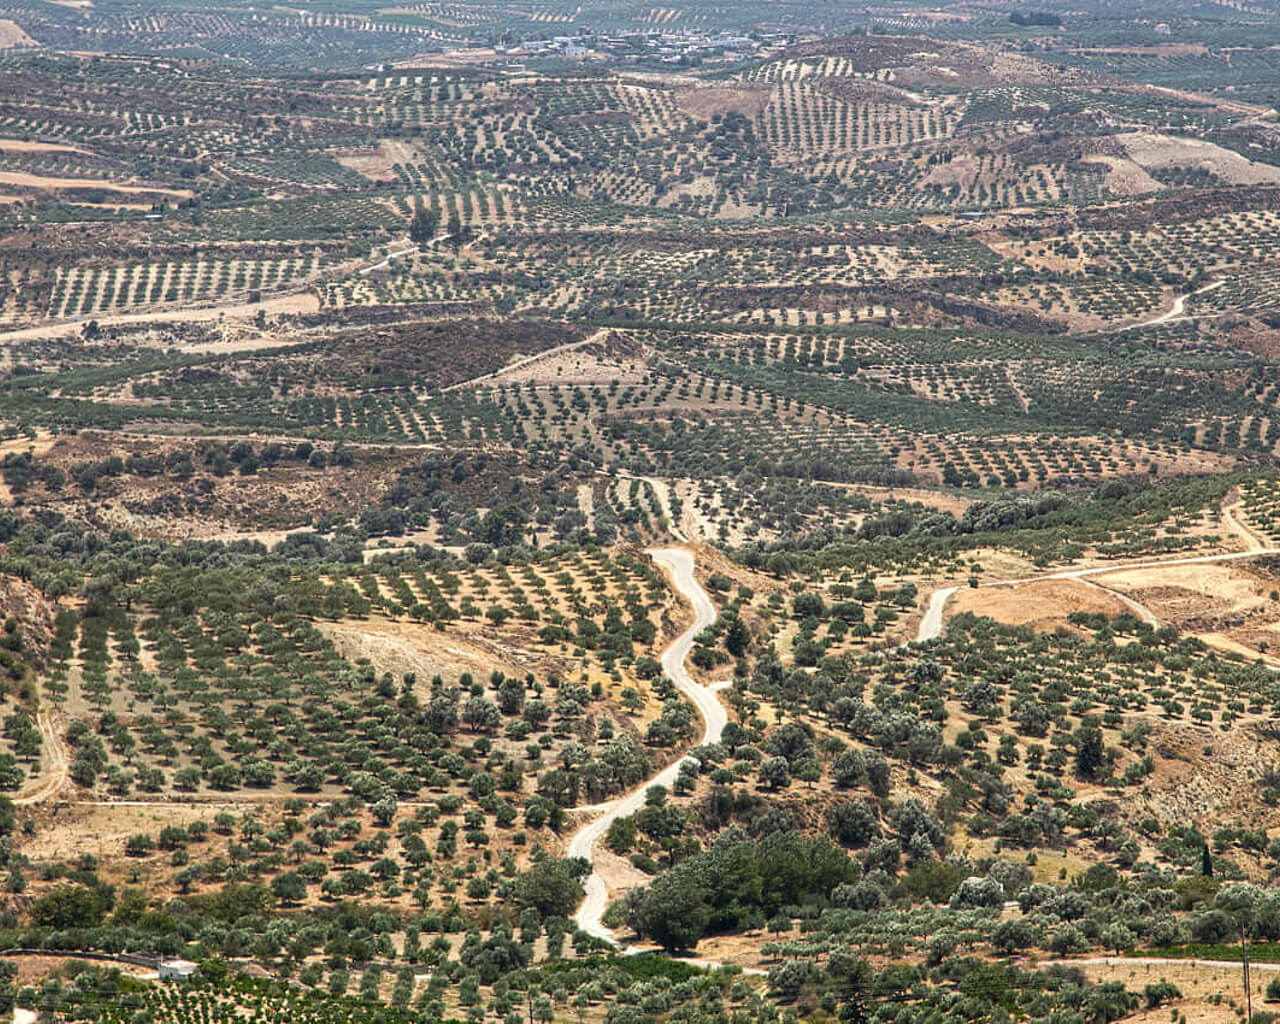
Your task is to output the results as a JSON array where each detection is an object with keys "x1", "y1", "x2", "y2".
[
  {"x1": 514, "y1": 857, "x2": 589, "y2": 918},
  {"x1": 29, "y1": 883, "x2": 113, "y2": 929},
  {"x1": 622, "y1": 830, "x2": 859, "y2": 950}
]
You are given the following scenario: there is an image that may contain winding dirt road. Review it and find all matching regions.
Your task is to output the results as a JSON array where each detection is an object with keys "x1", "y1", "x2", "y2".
[
  {"x1": 559, "y1": 496, "x2": 1280, "y2": 970},
  {"x1": 570, "y1": 547, "x2": 719, "y2": 943}
]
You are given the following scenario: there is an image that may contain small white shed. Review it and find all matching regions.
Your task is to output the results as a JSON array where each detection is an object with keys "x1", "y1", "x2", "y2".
[{"x1": 158, "y1": 959, "x2": 200, "y2": 981}]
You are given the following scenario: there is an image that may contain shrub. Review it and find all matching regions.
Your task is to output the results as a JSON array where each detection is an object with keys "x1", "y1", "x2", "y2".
[
  {"x1": 826, "y1": 800, "x2": 881, "y2": 848},
  {"x1": 950, "y1": 876, "x2": 1004, "y2": 909},
  {"x1": 1143, "y1": 982, "x2": 1181, "y2": 1009}
]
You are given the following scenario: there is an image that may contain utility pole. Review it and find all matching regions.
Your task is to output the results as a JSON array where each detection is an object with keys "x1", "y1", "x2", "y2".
[{"x1": 1243, "y1": 925, "x2": 1253, "y2": 1024}]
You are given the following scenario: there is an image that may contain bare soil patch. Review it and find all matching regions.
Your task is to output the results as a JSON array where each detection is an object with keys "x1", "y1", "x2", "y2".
[
  {"x1": 1102, "y1": 561, "x2": 1276, "y2": 627},
  {"x1": 21, "y1": 801, "x2": 228, "y2": 863},
  {"x1": 581, "y1": 843, "x2": 651, "y2": 901},
  {"x1": 0, "y1": 139, "x2": 89, "y2": 155},
  {"x1": 673, "y1": 84, "x2": 771, "y2": 122},
  {"x1": 0, "y1": 574, "x2": 55, "y2": 664},
  {"x1": 488, "y1": 331, "x2": 648, "y2": 386},
  {"x1": 1081, "y1": 154, "x2": 1163, "y2": 196},
  {"x1": 333, "y1": 143, "x2": 400, "y2": 182},
  {"x1": 833, "y1": 483, "x2": 976, "y2": 517},
  {"x1": 1223, "y1": 318, "x2": 1280, "y2": 360},
  {"x1": 8, "y1": 432, "x2": 415, "y2": 540},
  {"x1": 1097, "y1": 558, "x2": 1280, "y2": 661},
  {"x1": 6, "y1": 955, "x2": 153, "y2": 987},
  {"x1": 0, "y1": 170, "x2": 193, "y2": 199},
  {"x1": 319, "y1": 615, "x2": 534, "y2": 686},
  {"x1": 1068, "y1": 957, "x2": 1260, "y2": 1023},
  {"x1": 0, "y1": 291, "x2": 321, "y2": 346},
  {"x1": 950, "y1": 578, "x2": 1129, "y2": 631},
  {"x1": 923, "y1": 155, "x2": 980, "y2": 189},
  {"x1": 0, "y1": 19, "x2": 36, "y2": 48},
  {"x1": 1116, "y1": 131, "x2": 1280, "y2": 185}
]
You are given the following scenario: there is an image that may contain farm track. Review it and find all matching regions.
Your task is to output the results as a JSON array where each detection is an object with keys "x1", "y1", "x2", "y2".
[
  {"x1": 1076, "y1": 576, "x2": 1160, "y2": 626},
  {"x1": 438, "y1": 327, "x2": 612, "y2": 393},
  {"x1": 1114, "y1": 278, "x2": 1226, "y2": 332},
  {"x1": 921, "y1": 544, "x2": 1280, "y2": 646},
  {"x1": 569, "y1": 546, "x2": 720, "y2": 945},
  {"x1": 357, "y1": 231, "x2": 456, "y2": 276},
  {"x1": 1223, "y1": 494, "x2": 1270, "y2": 550},
  {"x1": 14, "y1": 710, "x2": 68, "y2": 807},
  {"x1": 643, "y1": 478, "x2": 686, "y2": 543}
]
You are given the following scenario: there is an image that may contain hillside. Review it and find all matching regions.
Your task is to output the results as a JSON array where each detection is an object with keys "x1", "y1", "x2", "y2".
[{"x1": 4, "y1": 3, "x2": 1280, "y2": 1024}]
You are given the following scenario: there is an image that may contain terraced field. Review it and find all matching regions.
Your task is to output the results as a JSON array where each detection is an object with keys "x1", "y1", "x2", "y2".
[{"x1": 7, "y1": 7, "x2": 1280, "y2": 1024}]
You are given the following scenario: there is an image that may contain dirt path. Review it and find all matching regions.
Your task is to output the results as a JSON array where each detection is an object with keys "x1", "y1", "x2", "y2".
[
  {"x1": 576, "y1": 483, "x2": 595, "y2": 532},
  {"x1": 1119, "y1": 278, "x2": 1226, "y2": 331},
  {"x1": 1005, "y1": 364, "x2": 1030, "y2": 413},
  {"x1": 0, "y1": 170, "x2": 193, "y2": 199},
  {"x1": 0, "y1": 291, "x2": 321, "y2": 345},
  {"x1": 599, "y1": 471, "x2": 689, "y2": 544},
  {"x1": 916, "y1": 586, "x2": 958, "y2": 642},
  {"x1": 1076, "y1": 577, "x2": 1160, "y2": 626},
  {"x1": 439, "y1": 328, "x2": 611, "y2": 394},
  {"x1": 14, "y1": 711, "x2": 69, "y2": 806},
  {"x1": 357, "y1": 232, "x2": 454, "y2": 276},
  {"x1": 1019, "y1": 544, "x2": 1280, "y2": 585},
  {"x1": 1222, "y1": 492, "x2": 1269, "y2": 551},
  {"x1": 570, "y1": 547, "x2": 719, "y2": 945},
  {"x1": 918, "y1": 511, "x2": 1280, "y2": 644}
]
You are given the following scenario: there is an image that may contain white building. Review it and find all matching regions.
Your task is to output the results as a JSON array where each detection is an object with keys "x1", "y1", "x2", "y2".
[{"x1": 158, "y1": 959, "x2": 200, "y2": 981}]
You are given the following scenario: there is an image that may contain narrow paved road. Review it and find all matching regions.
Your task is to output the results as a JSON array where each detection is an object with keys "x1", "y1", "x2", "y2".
[{"x1": 570, "y1": 547, "x2": 719, "y2": 943}]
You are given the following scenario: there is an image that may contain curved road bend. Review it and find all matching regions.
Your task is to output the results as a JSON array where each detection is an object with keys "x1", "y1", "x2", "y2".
[{"x1": 570, "y1": 548, "x2": 720, "y2": 943}]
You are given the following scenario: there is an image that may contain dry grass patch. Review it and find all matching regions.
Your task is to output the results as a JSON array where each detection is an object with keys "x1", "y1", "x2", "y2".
[
  {"x1": 949, "y1": 578, "x2": 1131, "y2": 632},
  {"x1": 673, "y1": 84, "x2": 771, "y2": 122}
]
